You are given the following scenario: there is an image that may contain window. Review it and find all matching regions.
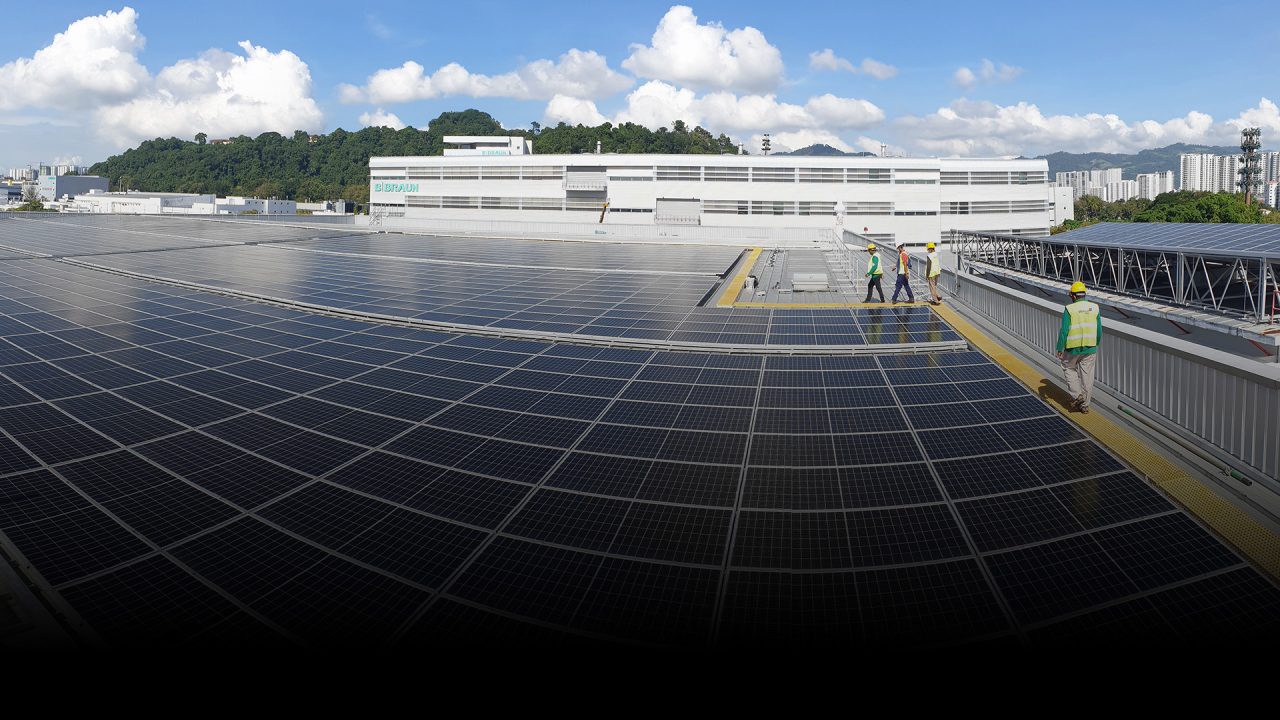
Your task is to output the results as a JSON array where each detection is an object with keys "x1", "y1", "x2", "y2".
[
  {"x1": 798, "y1": 167, "x2": 844, "y2": 183},
  {"x1": 656, "y1": 166, "x2": 701, "y2": 181},
  {"x1": 749, "y1": 200, "x2": 797, "y2": 215},
  {"x1": 521, "y1": 166, "x2": 565, "y2": 180},
  {"x1": 846, "y1": 168, "x2": 891, "y2": 184},
  {"x1": 521, "y1": 197, "x2": 563, "y2": 210},
  {"x1": 846, "y1": 201, "x2": 893, "y2": 215},
  {"x1": 751, "y1": 167, "x2": 795, "y2": 183},
  {"x1": 703, "y1": 199, "x2": 749, "y2": 215},
  {"x1": 704, "y1": 166, "x2": 749, "y2": 182},
  {"x1": 405, "y1": 195, "x2": 443, "y2": 208},
  {"x1": 799, "y1": 201, "x2": 837, "y2": 216},
  {"x1": 479, "y1": 166, "x2": 521, "y2": 180}
]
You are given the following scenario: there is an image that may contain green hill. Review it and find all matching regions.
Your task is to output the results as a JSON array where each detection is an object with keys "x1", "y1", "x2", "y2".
[
  {"x1": 88, "y1": 110, "x2": 738, "y2": 203},
  {"x1": 1035, "y1": 143, "x2": 1248, "y2": 177}
]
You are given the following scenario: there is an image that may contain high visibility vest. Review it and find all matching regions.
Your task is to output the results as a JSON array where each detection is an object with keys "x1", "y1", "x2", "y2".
[
  {"x1": 897, "y1": 251, "x2": 909, "y2": 275},
  {"x1": 867, "y1": 255, "x2": 882, "y2": 276},
  {"x1": 927, "y1": 252, "x2": 941, "y2": 278},
  {"x1": 1064, "y1": 300, "x2": 1100, "y2": 349}
]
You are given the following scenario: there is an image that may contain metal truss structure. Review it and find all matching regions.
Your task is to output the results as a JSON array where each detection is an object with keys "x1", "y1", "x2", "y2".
[{"x1": 953, "y1": 230, "x2": 1280, "y2": 323}]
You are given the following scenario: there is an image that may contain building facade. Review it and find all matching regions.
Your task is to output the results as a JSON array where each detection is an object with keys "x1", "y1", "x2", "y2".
[
  {"x1": 1180, "y1": 152, "x2": 1243, "y2": 192},
  {"x1": 443, "y1": 136, "x2": 531, "y2": 157},
  {"x1": 370, "y1": 154, "x2": 1055, "y2": 241},
  {"x1": 69, "y1": 191, "x2": 296, "y2": 215},
  {"x1": 1136, "y1": 171, "x2": 1175, "y2": 200},
  {"x1": 1054, "y1": 168, "x2": 1123, "y2": 200},
  {"x1": 37, "y1": 175, "x2": 108, "y2": 202}
]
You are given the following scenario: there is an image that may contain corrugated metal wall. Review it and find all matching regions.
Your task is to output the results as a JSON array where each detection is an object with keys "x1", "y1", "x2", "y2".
[{"x1": 953, "y1": 271, "x2": 1280, "y2": 481}]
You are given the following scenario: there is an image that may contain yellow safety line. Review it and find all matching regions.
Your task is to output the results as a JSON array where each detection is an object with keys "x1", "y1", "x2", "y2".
[
  {"x1": 734, "y1": 301, "x2": 931, "y2": 309},
  {"x1": 931, "y1": 303, "x2": 1280, "y2": 583},
  {"x1": 716, "y1": 248, "x2": 763, "y2": 307}
]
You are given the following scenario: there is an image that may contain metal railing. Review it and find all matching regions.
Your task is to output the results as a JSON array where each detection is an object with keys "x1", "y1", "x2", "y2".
[{"x1": 949, "y1": 267, "x2": 1280, "y2": 482}]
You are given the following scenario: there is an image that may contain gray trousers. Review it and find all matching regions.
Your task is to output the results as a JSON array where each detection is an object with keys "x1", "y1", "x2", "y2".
[{"x1": 1062, "y1": 352, "x2": 1097, "y2": 408}]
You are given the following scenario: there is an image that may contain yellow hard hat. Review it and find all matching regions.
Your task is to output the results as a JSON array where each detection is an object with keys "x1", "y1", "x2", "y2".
[
  {"x1": 1070, "y1": 281, "x2": 1086, "y2": 294},
  {"x1": 866, "y1": 244, "x2": 876, "y2": 251},
  {"x1": 926, "y1": 242, "x2": 936, "y2": 249}
]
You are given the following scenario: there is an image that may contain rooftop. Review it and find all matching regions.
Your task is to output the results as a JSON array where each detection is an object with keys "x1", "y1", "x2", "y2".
[{"x1": 0, "y1": 212, "x2": 1275, "y2": 648}]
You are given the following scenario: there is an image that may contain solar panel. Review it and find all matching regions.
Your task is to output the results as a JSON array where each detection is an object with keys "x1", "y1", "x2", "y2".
[
  {"x1": 0, "y1": 215, "x2": 1276, "y2": 648},
  {"x1": 1035, "y1": 222, "x2": 1280, "y2": 258}
]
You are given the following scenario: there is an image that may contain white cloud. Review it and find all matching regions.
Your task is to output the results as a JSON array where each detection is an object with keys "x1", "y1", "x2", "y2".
[
  {"x1": 340, "y1": 49, "x2": 631, "y2": 104},
  {"x1": 955, "y1": 59, "x2": 1022, "y2": 89},
  {"x1": 607, "y1": 81, "x2": 883, "y2": 135},
  {"x1": 698, "y1": 92, "x2": 811, "y2": 132},
  {"x1": 803, "y1": 94, "x2": 885, "y2": 129},
  {"x1": 544, "y1": 95, "x2": 608, "y2": 126},
  {"x1": 897, "y1": 99, "x2": 1228, "y2": 156},
  {"x1": 809, "y1": 49, "x2": 855, "y2": 73},
  {"x1": 623, "y1": 5, "x2": 784, "y2": 93},
  {"x1": 614, "y1": 80, "x2": 700, "y2": 129},
  {"x1": 1226, "y1": 97, "x2": 1280, "y2": 136},
  {"x1": 96, "y1": 41, "x2": 324, "y2": 145},
  {"x1": 0, "y1": 7, "x2": 149, "y2": 111},
  {"x1": 358, "y1": 108, "x2": 405, "y2": 129},
  {"x1": 859, "y1": 58, "x2": 897, "y2": 80},
  {"x1": 809, "y1": 50, "x2": 897, "y2": 80}
]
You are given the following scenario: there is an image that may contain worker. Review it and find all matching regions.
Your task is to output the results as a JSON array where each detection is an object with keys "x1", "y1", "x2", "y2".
[
  {"x1": 891, "y1": 241, "x2": 914, "y2": 304},
  {"x1": 1056, "y1": 281, "x2": 1102, "y2": 414},
  {"x1": 925, "y1": 242, "x2": 942, "y2": 305},
  {"x1": 863, "y1": 243, "x2": 884, "y2": 302}
]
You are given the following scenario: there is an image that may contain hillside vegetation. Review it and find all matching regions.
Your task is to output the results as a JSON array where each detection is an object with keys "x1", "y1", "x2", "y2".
[{"x1": 88, "y1": 110, "x2": 737, "y2": 203}]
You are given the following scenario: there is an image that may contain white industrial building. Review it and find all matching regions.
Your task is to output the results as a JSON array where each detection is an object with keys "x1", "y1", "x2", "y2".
[
  {"x1": 70, "y1": 191, "x2": 297, "y2": 215},
  {"x1": 37, "y1": 175, "x2": 108, "y2": 202},
  {"x1": 443, "y1": 136, "x2": 532, "y2": 157},
  {"x1": 371, "y1": 145, "x2": 1059, "y2": 241}
]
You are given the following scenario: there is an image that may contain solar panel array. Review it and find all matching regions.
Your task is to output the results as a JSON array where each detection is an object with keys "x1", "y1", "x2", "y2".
[
  {"x1": 284, "y1": 232, "x2": 747, "y2": 274},
  {"x1": 0, "y1": 215, "x2": 1276, "y2": 648},
  {"x1": 1050, "y1": 222, "x2": 1280, "y2": 258}
]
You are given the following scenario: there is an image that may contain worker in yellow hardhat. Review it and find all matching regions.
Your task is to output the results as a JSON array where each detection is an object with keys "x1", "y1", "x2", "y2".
[
  {"x1": 1056, "y1": 281, "x2": 1102, "y2": 413},
  {"x1": 863, "y1": 243, "x2": 884, "y2": 302},
  {"x1": 925, "y1": 242, "x2": 942, "y2": 305},
  {"x1": 890, "y1": 241, "x2": 915, "y2": 304}
]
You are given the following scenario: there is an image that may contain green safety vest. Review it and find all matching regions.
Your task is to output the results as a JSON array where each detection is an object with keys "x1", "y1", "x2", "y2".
[
  {"x1": 867, "y1": 255, "x2": 882, "y2": 276},
  {"x1": 927, "y1": 252, "x2": 941, "y2": 278},
  {"x1": 1064, "y1": 300, "x2": 1100, "y2": 349}
]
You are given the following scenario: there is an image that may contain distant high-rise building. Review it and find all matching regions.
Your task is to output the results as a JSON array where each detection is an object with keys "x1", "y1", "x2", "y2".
[
  {"x1": 1180, "y1": 152, "x2": 1240, "y2": 192},
  {"x1": 1136, "y1": 171, "x2": 1175, "y2": 200},
  {"x1": 1102, "y1": 180, "x2": 1139, "y2": 202},
  {"x1": 1054, "y1": 168, "x2": 1125, "y2": 200}
]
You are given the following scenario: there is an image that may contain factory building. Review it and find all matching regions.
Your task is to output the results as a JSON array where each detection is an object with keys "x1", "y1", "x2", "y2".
[{"x1": 371, "y1": 140, "x2": 1058, "y2": 242}]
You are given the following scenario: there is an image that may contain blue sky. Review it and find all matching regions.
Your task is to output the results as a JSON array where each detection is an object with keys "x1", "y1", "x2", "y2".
[{"x1": 1, "y1": 1, "x2": 1277, "y2": 169}]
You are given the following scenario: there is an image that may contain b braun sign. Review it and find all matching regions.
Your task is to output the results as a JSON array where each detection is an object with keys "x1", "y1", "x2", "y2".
[{"x1": 373, "y1": 182, "x2": 419, "y2": 193}]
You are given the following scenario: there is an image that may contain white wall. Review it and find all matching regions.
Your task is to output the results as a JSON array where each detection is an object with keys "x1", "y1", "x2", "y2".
[{"x1": 370, "y1": 155, "x2": 1052, "y2": 240}]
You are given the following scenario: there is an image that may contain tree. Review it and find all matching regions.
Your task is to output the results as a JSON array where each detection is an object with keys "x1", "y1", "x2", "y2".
[
  {"x1": 530, "y1": 121, "x2": 541, "y2": 135},
  {"x1": 195, "y1": 133, "x2": 207, "y2": 145},
  {"x1": 85, "y1": 109, "x2": 742, "y2": 199}
]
